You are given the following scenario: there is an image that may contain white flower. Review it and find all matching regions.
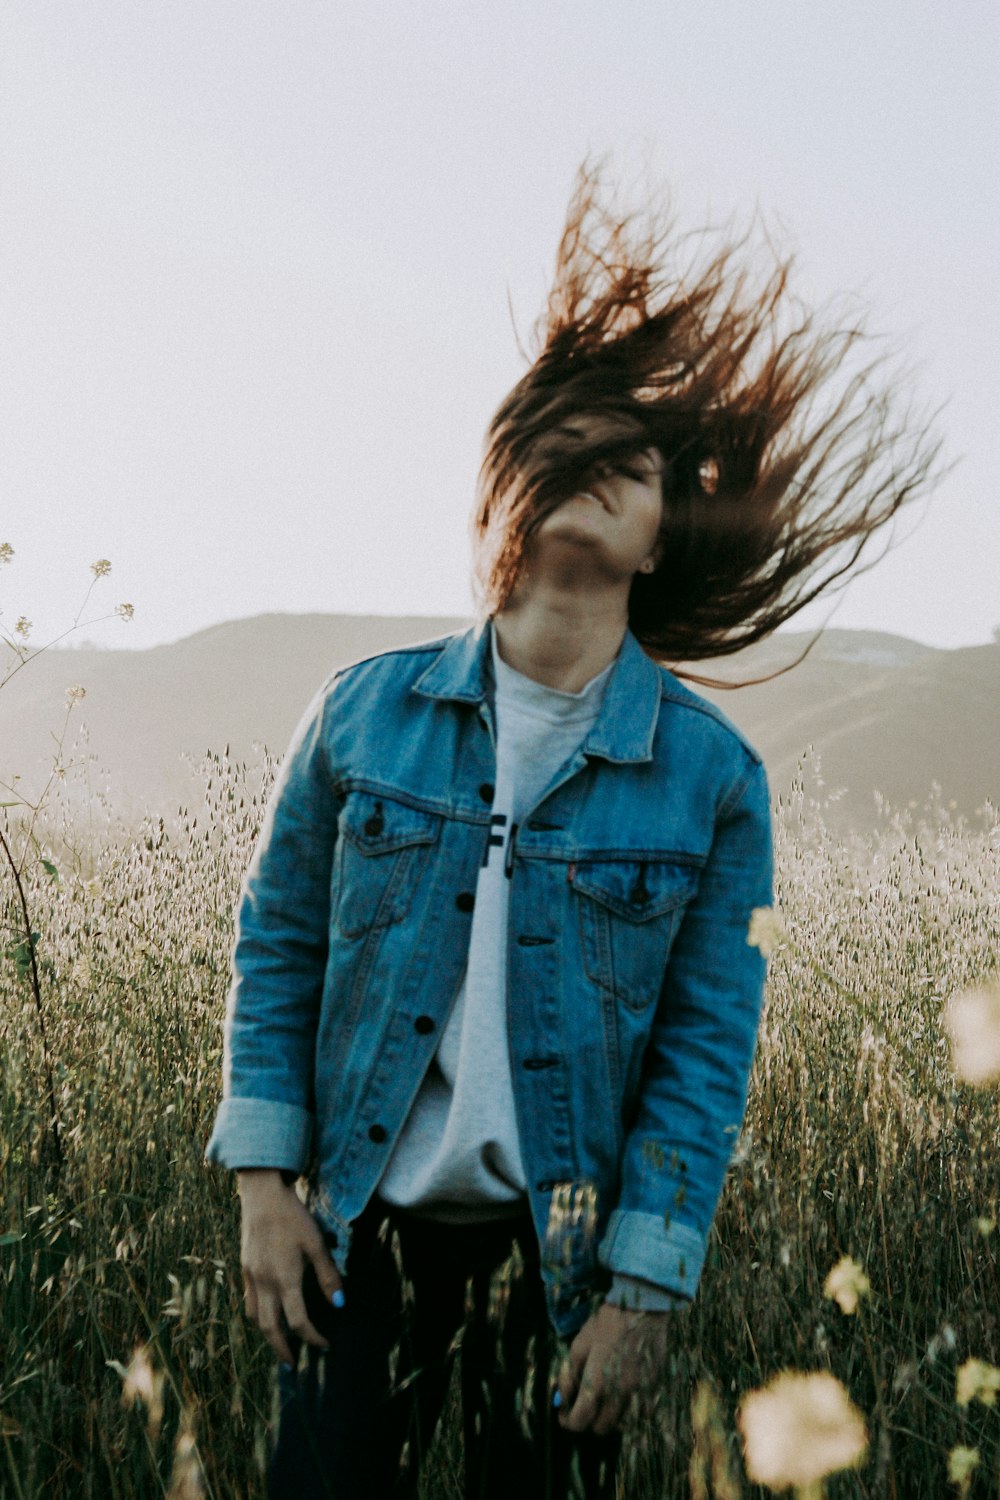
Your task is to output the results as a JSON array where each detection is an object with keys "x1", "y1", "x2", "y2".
[
  {"x1": 823, "y1": 1255, "x2": 871, "y2": 1315},
  {"x1": 109, "y1": 1343, "x2": 165, "y2": 1439},
  {"x1": 943, "y1": 979, "x2": 1000, "y2": 1085},
  {"x1": 738, "y1": 1370, "x2": 867, "y2": 1489},
  {"x1": 746, "y1": 905, "x2": 787, "y2": 957}
]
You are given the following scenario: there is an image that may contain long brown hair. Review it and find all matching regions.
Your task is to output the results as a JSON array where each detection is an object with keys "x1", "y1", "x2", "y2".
[{"x1": 470, "y1": 157, "x2": 949, "y2": 688}]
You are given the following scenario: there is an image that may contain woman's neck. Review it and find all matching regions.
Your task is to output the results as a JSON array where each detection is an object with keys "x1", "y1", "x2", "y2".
[{"x1": 491, "y1": 588, "x2": 628, "y2": 693}]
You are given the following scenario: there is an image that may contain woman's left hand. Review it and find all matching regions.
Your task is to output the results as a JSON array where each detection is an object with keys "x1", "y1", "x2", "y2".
[{"x1": 555, "y1": 1303, "x2": 671, "y2": 1435}]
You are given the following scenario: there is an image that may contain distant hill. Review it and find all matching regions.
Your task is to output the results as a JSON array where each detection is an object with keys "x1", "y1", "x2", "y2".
[{"x1": 2, "y1": 614, "x2": 997, "y2": 834}]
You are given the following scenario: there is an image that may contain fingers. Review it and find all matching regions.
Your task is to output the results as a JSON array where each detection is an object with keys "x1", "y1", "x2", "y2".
[
  {"x1": 556, "y1": 1312, "x2": 639, "y2": 1435},
  {"x1": 307, "y1": 1243, "x2": 345, "y2": 1309},
  {"x1": 280, "y1": 1277, "x2": 332, "y2": 1354},
  {"x1": 590, "y1": 1385, "x2": 627, "y2": 1438},
  {"x1": 255, "y1": 1285, "x2": 298, "y2": 1368},
  {"x1": 561, "y1": 1363, "x2": 601, "y2": 1433},
  {"x1": 556, "y1": 1324, "x2": 591, "y2": 1413},
  {"x1": 240, "y1": 1196, "x2": 345, "y2": 1367},
  {"x1": 560, "y1": 1348, "x2": 629, "y2": 1435}
]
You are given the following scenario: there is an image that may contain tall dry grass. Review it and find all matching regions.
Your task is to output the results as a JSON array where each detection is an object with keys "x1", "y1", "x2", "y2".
[{"x1": 1, "y1": 750, "x2": 998, "y2": 1498}]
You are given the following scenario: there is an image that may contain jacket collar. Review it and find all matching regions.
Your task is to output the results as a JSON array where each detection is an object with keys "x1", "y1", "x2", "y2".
[{"x1": 412, "y1": 617, "x2": 662, "y2": 765}]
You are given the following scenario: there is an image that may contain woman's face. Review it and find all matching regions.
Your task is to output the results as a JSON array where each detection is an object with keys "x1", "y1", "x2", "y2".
[{"x1": 530, "y1": 416, "x2": 665, "y2": 582}]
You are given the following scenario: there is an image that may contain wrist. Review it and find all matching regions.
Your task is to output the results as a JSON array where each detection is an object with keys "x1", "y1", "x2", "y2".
[{"x1": 236, "y1": 1168, "x2": 296, "y2": 1195}]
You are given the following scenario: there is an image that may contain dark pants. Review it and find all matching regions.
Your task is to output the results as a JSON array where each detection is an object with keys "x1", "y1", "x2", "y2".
[{"x1": 267, "y1": 1196, "x2": 621, "y2": 1500}]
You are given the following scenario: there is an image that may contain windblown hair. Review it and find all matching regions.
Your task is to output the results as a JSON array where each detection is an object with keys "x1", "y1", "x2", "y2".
[{"x1": 471, "y1": 158, "x2": 948, "y2": 686}]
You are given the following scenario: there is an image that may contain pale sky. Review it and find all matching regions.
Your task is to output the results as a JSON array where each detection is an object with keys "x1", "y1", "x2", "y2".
[{"x1": 1, "y1": 1, "x2": 997, "y2": 654}]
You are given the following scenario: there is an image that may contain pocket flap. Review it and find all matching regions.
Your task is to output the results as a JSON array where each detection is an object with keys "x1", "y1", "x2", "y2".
[
  {"x1": 572, "y1": 859, "x2": 698, "y2": 922},
  {"x1": 339, "y1": 792, "x2": 440, "y2": 855}
]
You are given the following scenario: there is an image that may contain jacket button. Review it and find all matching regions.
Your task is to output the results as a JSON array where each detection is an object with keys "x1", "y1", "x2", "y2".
[
  {"x1": 455, "y1": 892, "x2": 475, "y2": 912},
  {"x1": 478, "y1": 782, "x2": 495, "y2": 803},
  {"x1": 414, "y1": 1015, "x2": 435, "y2": 1034},
  {"x1": 368, "y1": 1124, "x2": 387, "y2": 1144}
]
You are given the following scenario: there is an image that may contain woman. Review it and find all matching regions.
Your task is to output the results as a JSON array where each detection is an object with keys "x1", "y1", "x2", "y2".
[{"x1": 205, "y1": 159, "x2": 942, "y2": 1499}]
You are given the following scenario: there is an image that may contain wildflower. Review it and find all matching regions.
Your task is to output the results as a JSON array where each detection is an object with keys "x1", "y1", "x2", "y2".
[
  {"x1": 823, "y1": 1255, "x2": 870, "y2": 1315},
  {"x1": 108, "y1": 1342, "x2": 165, "y2": 1439},
  {"x1": 976, "y1": 1217, "x2": 995, "y2": 1238},
  {"x1": 738, "y1": 1370, "x2": 867, "y2": 1490},
  {"x1": 116, "y1": 602, "x2": 135, "y2": 621},
  {"x1": 747, "y1": 905, "x2": 787, "y2": 958},
  {"x1": 947, "y1": 1446, "x2": 979, "y2": 1494},
  {"x1": 65, "y1": 685, "x2": 87, "y2": 706},
  {"x1": 0, "y1": 542, "x2": 13, "y2": 564},
  {"x1": 14, "y1": 616, "x2": 31, "y2": 639},
  {"x1": 956, "y1": 1357, "x2": 1000, "y2": 1408},
  {"x1": 90, "y1": 558, "x2": 112, "y2": 577},
  {"x1": 943, "y1": 979, "x2": 1000, "y2": 1086}
]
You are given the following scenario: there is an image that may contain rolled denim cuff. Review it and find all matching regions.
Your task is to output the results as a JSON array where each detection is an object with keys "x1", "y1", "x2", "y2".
[
  {"x1": 597, "y1": 1209, "x2": 706, "y2": 1301},
  {"x1": 204, "y1": 1096, "x2": 313, "y2": 1173},
  {"x1": 606, "y1": 1273, "x2": 691, "y2": 1312}
]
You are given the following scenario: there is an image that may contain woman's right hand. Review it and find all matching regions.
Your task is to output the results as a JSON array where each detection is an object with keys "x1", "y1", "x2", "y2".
[{"x1": 237, "y1": 1169, "x2": 344, "y2": 1367}]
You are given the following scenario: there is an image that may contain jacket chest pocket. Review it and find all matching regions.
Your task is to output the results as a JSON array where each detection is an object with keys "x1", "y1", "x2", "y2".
[
  {"x1": 333, "y1": 792, "x2": 440, "y2": 940},
  {"x1": 573, "y1": 859, "x2": 700, "y2": 1012}
]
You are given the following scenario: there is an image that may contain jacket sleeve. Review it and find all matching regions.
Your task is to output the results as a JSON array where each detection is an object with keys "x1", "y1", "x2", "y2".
[
  {"x1": 204, "y1": 675, "x2": 342, "y2": 1174},
  {"x1": 597, "y1": 754, "x2": 774, "y2": 1302}
]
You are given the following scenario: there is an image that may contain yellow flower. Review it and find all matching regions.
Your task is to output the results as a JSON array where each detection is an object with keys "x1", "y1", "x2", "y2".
[
  {"x1": 947, "y1": 1446, "x2": 979, "y2": 1490},
  {"x1": 956, "y1": 1357, "x2": 1000, "y2": 1408},
  {"x1": 0, "y1": 541, "x2": 13, "y2": 564},
  {"x1": 823, "y1": 1256, "x2": 870, "y2": 1315},
  {"x1": 90, "y1": 558, "x2": 112, "y2": 577},
  {"x1": 14, "y1": 616, "x2": 31, "y2": 639},
  {"x1": 738, "y1": 1370, "x2": 867, "y2": 1489},
  {"x1": 65, "y1": 685, "x2": 87, "y2": 705},
  {"x1": 116, "y1": 601, "x2": 135, "y2": 621},
  {"x1": 747, "y1": 905, "x2": 787, "y2": 958},
  {"x1": 944, "y1": 980, "x2": 1000, "y2": 1086},
  {"x1": 976, "y1": 1217, "x2": 995, "y2": 1239}
]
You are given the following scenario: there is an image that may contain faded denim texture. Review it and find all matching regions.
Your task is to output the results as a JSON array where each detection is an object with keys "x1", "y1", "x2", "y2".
[{"x1": 205, "y1": 619, "x2": 773, "y2": 1338}]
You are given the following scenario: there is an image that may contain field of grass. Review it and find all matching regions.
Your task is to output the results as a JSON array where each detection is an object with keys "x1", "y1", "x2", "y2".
[{"x1": 1, "y1": 750, "x2": 998, "y2": 1498}]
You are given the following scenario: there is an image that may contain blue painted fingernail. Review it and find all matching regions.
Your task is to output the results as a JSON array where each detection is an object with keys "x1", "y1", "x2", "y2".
[
  {"x1": 552, "y1": 1390, "x2": 562, "y2": 1409},
  {"x1": 332, "y1": 1288, "x2": 345, "y2": 1308}
]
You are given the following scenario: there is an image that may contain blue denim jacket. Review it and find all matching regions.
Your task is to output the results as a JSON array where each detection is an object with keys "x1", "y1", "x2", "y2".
[{"x1": 205, "y1": 619, "x2": 773, "y2": 1338}]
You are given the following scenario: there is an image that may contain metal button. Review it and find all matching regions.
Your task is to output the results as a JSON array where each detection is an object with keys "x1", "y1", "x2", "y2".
[
  {"x1": 368, "y1": 1124, "x2": 387, "y2": 1144},
  {"x1": 414, "y1": 1015, "x2": 435, "y2": 1034},
  {"x1": 478, "y1": 782, "x2": 494, "y2": 803},
  {"x1": 455, "y1": 892, "x2": 475, "y2": 912}
]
